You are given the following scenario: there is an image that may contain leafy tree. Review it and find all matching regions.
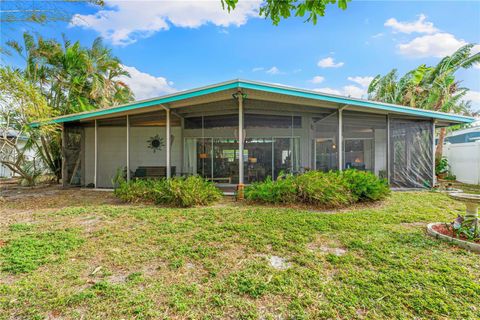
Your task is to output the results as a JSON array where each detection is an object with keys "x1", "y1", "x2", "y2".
[
  {"x1": 0, "y1": 0, "x2": 104, "y2": 24},
  {"x1": 223, "y1": 0, "x2": 350, "y2": 25},
  {"x1": 0, "y1": 67, "x2": 57, "y2": 185},
  {"x1": 6, "y1": 33, "x2": 134, "y2": 181},
  {"x1": 368, "y1": 44, "x2": 480, "y2": 163}
]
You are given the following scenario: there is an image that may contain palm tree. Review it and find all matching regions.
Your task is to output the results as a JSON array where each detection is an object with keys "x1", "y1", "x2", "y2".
[
  {"x1": 368, "y1": 44, "x2": 480, "y2": 162},
  {"x1": 6, "y1": 32, "x2": 134, "y2": 181},
  {"x1": 422, "y1": 44, "x2": 480, "y2": 159}
]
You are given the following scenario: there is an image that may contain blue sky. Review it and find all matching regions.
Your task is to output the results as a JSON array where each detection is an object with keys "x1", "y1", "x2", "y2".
[{"x1": 2, "y1": 0, "x2": 480, "y2": 109}]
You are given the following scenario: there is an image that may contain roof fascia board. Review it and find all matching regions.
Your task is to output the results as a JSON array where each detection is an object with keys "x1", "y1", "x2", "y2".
[
  {"x1": 31, "y1": 81, "x2": 240, "y2": 126},
  {"x1": 238, "y1": 80, "x2": 474, "y2": 123}
]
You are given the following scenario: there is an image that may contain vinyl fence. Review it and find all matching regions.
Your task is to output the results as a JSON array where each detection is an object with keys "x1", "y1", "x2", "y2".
[{"x1": 443, "y1": 141, "x2": 480, "y2": 185}]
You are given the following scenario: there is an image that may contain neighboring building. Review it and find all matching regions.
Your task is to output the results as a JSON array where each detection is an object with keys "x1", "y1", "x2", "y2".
[
  {"x1": 33, "y1": 80, "x2": 473, "y2": 189},
  {"x1": 445, "y1": 126, "x2": 480, "y2": 144},
  {"x1": 443, "y1": 126, "x2": 480, "y2": 185}
]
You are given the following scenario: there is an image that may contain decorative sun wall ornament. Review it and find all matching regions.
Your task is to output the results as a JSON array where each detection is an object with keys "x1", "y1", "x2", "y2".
[{"x1": 147, "y1": 134, "x2": 165, "y2": 153}]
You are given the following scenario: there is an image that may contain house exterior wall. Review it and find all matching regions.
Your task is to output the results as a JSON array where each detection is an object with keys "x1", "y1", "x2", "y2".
[{"x1": 84, "y1": 126, "x2": 182, "y2": 188}]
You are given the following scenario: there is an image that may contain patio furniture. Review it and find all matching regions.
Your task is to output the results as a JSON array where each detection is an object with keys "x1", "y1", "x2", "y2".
[{"x1": 134, "y1": 166, "x2": 176, "y2": 179}]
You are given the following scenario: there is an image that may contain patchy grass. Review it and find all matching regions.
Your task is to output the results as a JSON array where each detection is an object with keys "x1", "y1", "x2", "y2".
[
  {"x1": 1, "y1": 227, "x2": 83, "y2": 274},
  {"x1": 0, "y1": 187, "x2": 479, "y2": 319}
]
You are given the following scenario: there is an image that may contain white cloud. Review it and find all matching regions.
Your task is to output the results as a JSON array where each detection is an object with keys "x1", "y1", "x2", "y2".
[
  {"x1": 347, "y1": 76, "x2": 374, "y2": 88},
  {"x1": 314, "y1": 85, "x2": 367, "y2": 99},
  {"x1": 309, "y1": 76, "x2": 325, "y2": 84},
  {"x1": 71, "y1": 0, "x2": 261, "y2": 45},
  {"x1": 119, "y1": 65, "x2": 176, "y2": 100},
  {"x1": 314, "y1": 87, "x2": 341, "y2": 95},
  {"x1": 384, "y1": 14, "x2": 438, "y2": 34},
  {"x1": 252, "y1": 67, "x2": 264, "y2": 72},
  {"x1": 266, "y1": 66, "x2": 281, "y2": 74},
  {"x1": 397, "y1": 32, "x2": 470, "y2": 58},
  {"x1": 463, "y1": 90, "x2": 480, "y2": 111},
  {"x1": 317, "y1": 57, "x2": 344, "y2": 68},
  {"x1": 371, "y1": 32, "x2": 384, "y2": 39}
]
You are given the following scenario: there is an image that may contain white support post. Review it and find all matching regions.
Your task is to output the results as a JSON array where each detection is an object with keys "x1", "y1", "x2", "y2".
[
  {"x1": 432, "y1": 120, "x2": 436, "y2": 187},
  {"x1": 61, "y1": 123, "x2": 67, "y2": 187},
  {"x1": 126, "y1": 115, "x2": 130, "y2": 182},
  {"x1": 338, "y1": 108, "x2": 343, "y2": 171},
  {"x1": 238, "y1": 92, "x2": 244, "y2": 186},
  {"x1": 94, "y1": 119, "x2": 98, "y2": 188},
  {"x1": 387, "y1": 114, "x2": 391, "y2": 184},
  {"x1": 166, "y1": 108, "x2": 171, "y2": 179}
]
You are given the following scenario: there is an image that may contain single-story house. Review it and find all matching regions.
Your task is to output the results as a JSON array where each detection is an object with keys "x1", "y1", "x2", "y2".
[{"x1": 35, "y1": 79, "x2": 474, "y2": 190}]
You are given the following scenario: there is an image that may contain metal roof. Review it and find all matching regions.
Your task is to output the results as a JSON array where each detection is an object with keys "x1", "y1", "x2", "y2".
[{"x1": 32, "y1": 79, "x2": 476, "y2": 126}]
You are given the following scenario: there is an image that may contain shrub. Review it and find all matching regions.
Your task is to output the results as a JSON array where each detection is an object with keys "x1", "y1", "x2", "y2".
[
  {"x1": 114, "y1": 176, "x2": 222, "y2": 208},
  {"x1": 245, "y1": 169, "x2": 390, "y2": 208},
  {"x1": 244, "y1": 175, "x2": 297, "y2": 204},
  {"x1": 154, "y1": 176, "x2": 223, "y2": 207},
  {"x1": 341, "y1": 169, "x2": 390, "y2": 202},
  {"x1": 114, "y1": 179, "x2": 157, "y2": 203},
  {"x1": 296, "y1": 171, "x2": 354, "y2": 207}
]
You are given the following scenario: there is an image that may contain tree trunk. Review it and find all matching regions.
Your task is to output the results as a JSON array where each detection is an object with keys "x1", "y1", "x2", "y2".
[{"x1": 435, "y1": 127, "x2": 447, "y2": 165}]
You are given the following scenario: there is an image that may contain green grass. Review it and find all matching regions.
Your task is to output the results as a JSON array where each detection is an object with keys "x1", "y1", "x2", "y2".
[{"x1": 0, "y1": 191, "x2": 479, "y2": 319}]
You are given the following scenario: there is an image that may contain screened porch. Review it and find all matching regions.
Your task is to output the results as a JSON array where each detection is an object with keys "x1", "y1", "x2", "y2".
[{"x1": 62, "y1": 93, "x2": 435, "y2": 191}]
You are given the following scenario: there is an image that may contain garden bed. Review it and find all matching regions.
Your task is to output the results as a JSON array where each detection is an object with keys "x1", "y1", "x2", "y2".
[{"x1": 427, "y1": 222, "x2": 480, "y2": 253}]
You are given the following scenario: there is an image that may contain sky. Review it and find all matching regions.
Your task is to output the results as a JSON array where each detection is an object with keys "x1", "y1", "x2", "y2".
[{"x1": 1, "y1": 0, "x2": 480, "y2": 110}]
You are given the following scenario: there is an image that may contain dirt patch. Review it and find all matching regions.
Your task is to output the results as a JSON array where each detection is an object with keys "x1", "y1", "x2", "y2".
[
  {"x1": 0, "y1": 184, "x2": 120, "y2": 211},
  {"x1": 308, "y1": 237, "x2": 347, "y2": 256},
  {"x1": 268, "y1": 256, "x2": 291, "y2": 270}
]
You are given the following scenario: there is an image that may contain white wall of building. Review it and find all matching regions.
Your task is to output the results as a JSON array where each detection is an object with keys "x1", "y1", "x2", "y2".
[
  {"x1": 443, "y1": 141, "x2": 480, "y2": 185},
  {"x1": 84, "y1": 126, "x2": 182, "y2": 188}
]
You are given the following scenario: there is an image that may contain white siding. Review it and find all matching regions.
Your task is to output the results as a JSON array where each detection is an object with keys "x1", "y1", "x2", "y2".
[
  {"x1": 84, "y1": 126, "x2": 182, "y2": 188},
  {"x1": 443, "y1": 142, "x2": 480, "y2": 185}
]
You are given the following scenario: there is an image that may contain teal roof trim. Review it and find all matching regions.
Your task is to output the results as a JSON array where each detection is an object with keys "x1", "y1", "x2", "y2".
[
  {"x1": 31, "y1": 81, "x2": 240, "y2": 126},
  {"x1": 32, "y1": 79, "x2": 475, "y2": 126},
  {"x1": 237, "y1": 80, "x2": 475, "y2": 123}
]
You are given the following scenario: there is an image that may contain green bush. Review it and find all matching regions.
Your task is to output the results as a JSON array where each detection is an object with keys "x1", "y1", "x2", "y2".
[
  {"x1": 245, "y1": 169, "x2": 390, "y2": 208},
  {"x1": 114, "y1": 179, "x2": 157, "y2": 203},
  {"x1": 296, "y1": 171, "x2": 354, "y2": 207},
  {"x1": 114, "y1": 176, "x2": 222, "y2": 208},
  {"x1": 341, "y1": 169, "x2": 390, "y2": 201},
  {"x1": 154, "y1": 176, "x2": 223, "y2": 207},
  {"x1": 244, "y1": 175, "x2": 297, "y2": 204}
]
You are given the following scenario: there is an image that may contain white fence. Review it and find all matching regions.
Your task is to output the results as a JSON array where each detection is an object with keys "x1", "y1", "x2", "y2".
[{"x1": 443, "y1": 141, "x2": 480, "y2": 185}]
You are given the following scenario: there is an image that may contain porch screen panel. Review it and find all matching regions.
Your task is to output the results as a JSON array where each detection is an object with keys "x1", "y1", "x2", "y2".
[
  {"x1": 342, "y1": 111, "x2": 387, "y2": 178},
  {"x1": 63, "y1": 124, "x2": 84, "y2": 186},
  {"x1": 389, "y1": 118, "x2": 433, "y2": 188},
  {"x1": 244, "y1": 111, "x2": 302, "y2": 182},
  {"x1": 97, "y1": 117, "x2": 127, "y2": 188},
  {"x1": 311, "y1": 111, "x2": 338, "y2": 172}
]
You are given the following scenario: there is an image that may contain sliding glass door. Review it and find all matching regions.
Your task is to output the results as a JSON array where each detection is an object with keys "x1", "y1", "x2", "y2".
[{"x1": 184, "y1": 136, "x2": 300, "y2": 184}]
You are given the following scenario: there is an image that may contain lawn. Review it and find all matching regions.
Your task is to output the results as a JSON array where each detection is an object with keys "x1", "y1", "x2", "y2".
[{"x1": 0, "y1": 187, "x2": 479, "y2": 319}]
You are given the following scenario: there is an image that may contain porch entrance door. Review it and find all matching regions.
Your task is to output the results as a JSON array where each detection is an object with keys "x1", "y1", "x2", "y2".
[
  {"x1": 244, "y1": 138, "x2": 273, "y2": 183},
  {"x1": 313, "y1": 138, "x2": 338, "y2": 172}
]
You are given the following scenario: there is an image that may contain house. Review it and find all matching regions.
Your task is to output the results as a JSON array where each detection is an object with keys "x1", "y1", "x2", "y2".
[
  {"x1": 34, "y1": 79, "x2": 474, "y2": 190},
  {"x1": 445, "y1": 126, "x2": 480, "y2": 144},
  {"x1": 442, "y1": 126, "x2": 480, "y2": 184}
]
